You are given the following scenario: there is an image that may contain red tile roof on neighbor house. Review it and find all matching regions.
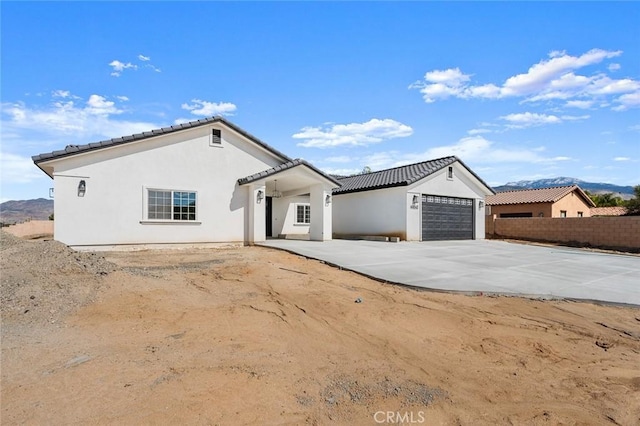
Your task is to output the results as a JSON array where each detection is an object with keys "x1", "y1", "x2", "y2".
[
  {"x1": 486, "y1": 185, "x2": 596, "y2": 207},
  {"x1": 590, "y1": 206, "x2": 628, "y2": 216}
]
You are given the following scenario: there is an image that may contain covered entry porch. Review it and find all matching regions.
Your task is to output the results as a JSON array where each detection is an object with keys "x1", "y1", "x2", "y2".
[{"x1": 238, "y1": 159, "x2": 341, "y2": 243}]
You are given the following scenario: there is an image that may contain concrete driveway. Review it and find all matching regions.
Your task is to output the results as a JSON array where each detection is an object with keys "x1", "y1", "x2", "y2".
[{"x1": 259, "y1": 239, "x2": 640, "y2": 306}]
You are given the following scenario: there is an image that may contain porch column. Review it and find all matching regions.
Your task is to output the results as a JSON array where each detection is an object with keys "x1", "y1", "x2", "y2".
[
  {"x1": 248, "y1": 183, "x2": 266, "y2": 244},
  {"x1": 310, "y1": 183, "x2": 332, "y2": 241}
]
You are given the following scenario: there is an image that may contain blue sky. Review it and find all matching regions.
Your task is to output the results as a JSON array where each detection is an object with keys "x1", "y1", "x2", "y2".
[{"x1": 1, "y1": 1, "x2": 639, "y2": 202}]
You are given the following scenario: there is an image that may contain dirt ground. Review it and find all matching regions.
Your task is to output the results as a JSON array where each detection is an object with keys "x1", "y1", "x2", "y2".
[{"x1": 2, "y1": 231, "x2": 639, "y2": 425}]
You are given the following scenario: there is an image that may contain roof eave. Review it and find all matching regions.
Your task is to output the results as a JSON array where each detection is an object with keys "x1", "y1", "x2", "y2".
[
  {"x1": 32, "y1": 116, "x2": 293, "y2": 167},
  {"x1": 333, "y1": 182, "x2": 408, "y2": 195},
  {"x1": 238, "y1": 159, "x2": 342, "y2": 188}
]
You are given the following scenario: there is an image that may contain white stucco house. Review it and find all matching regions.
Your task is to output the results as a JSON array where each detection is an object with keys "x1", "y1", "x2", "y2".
[
  {"x1": 32, "y1": 117, "x2": 340, "y2": 249},
  {"x1": 331, "y1": 157, "x2": 495, "y2": 241}
]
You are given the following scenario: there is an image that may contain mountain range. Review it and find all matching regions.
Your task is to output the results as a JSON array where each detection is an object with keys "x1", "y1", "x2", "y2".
[
  {"x1": 493, "y1": 177, "x2": 635, "y2": 199},
  {"x1": 0, "y1": 198, "x2": 54, "y2": 224}
]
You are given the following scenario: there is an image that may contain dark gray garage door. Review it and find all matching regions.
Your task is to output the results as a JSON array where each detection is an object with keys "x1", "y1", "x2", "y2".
[{"x1": 421, "y1": 195, "x2": 474, "y2": 241}]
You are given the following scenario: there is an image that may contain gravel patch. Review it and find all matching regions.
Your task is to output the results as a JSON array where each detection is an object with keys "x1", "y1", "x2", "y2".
[{"x1": 1, "y1": 231, "x2": 115, "y2": 326}]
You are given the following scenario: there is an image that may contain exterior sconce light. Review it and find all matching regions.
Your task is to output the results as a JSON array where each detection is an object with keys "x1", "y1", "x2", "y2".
[
  {"x1": 49, "y1": 188, "x2": 55, "y2": 199},
  {"x1": 256, "y1": 189, "x2": 264, "y2": 203},
  {"x1": 479, "y1": 200, "x2": 485, "y2": 209},
  {"x1": 77, "y1": 180, "x2": 86, "y2": 197},
  {"x1": 325, "y1": 194, "x2": 332, "y2": 205},
  {"x1": 411, "y1": 194, "x2": 419, "y2": 209}
]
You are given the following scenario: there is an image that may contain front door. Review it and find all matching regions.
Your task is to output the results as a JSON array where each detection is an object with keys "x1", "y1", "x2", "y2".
[{"x1": 265, "y1": 196, "x2": 273, "y2": 238}]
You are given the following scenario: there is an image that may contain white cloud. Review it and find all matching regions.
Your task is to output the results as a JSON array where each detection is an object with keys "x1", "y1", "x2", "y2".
[
  {"x1": 424, "y1": 68, "x2": 471, "y2": 85},
  {"x1": 181, "y1": 99, "x2": 237, "y2": 116},
  {"x1": 501, "y1": 112, "x2": 561, "y2": 127},
  {"x1": 612, "y1": 91, "x2": 640, "y2": 111},
  {"x1": 0, "y1": 151, "x2": 45, "y2": 184},
  {"x1": 409, "y1": 68, "x2": 473, "y2": 103},
  {"x1": 294, "y1": 119, "x2": 413, "y2": 148},
  {"x1": 116, "y1": 96, "x2": 129, "y2": 102},
  {"x1": 565, "y1": 100, "x2": 594, "y2": 109},
  {"x1": 52, "y1": 90, "x2": 70, "y2": 98},
  {"x1": 502, "y1": 49, "x2": 620, "y2": 96},
  {"x1": 410, "y1": 49, "x2": 639, "y2": 110},
  {"x1": 500, "y1": 112, "x2": 589, "y2": 129},
  {"x1": 1, "y1": 93, "x2": 156, "y2": 140},
  {"x1": 614, "y1": 157, "x2": 630, "y2": 161},
  {"x1": 319, "y1": 166, "x2": 362, "y2": 177},
  {"x1": 109, "y1": 55, "x2": 161, "y2": 76},
  {"x1": 109, "y1": 60, "x2": 137, "y2": 77},
  {"x1": 608, "y1": 63, "x2": 621, "y2": 71},
  {"x1": 85, "y1": 95, "x2": 122, "y2": 116},
  {"x1": 467, "y1": 128, "x2": 492, "y2": 135},
  {"x1": 560, "y1": 114, "x2": 590, "y2": 121},
  {"x1": 349, "y1": 136, "x2": 573, "y2": 171}
]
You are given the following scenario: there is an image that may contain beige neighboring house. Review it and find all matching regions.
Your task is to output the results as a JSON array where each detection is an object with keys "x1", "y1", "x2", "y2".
[
  {"x1": 590, "y1": 206, "x2": 628, "y2": 216},
  {"x1": 486, "y1": 185, "x2": 596, "y2": 218}
]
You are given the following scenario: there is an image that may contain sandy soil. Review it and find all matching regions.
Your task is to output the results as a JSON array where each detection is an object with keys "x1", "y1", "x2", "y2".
[{"x1": 2, "y1": 232, "x2": 639, "y2": 425}]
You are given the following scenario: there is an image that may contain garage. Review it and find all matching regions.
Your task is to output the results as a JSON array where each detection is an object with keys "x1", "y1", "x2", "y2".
[
  {"x1": 331, "y1": 156, "x2": 493, "y2": 241},
  {"x1": 422, "y1": 194, "x2": 474, "y2": 241}
]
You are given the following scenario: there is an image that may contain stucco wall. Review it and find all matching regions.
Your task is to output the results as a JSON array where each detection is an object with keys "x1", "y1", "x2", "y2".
[
  {"x1": 489, "y1": 192, "x2": 592, "y2": 218},
  {"x1": 489, "y1": 202, "x2": 553, "y2": 218},
  {"x1": 486, "y1": 216, "x2": 640, "y2": 251},
  {"x1": 551, "y1": 192, "x2": 592, "y2": 217},
  {"x1": 332, "y1": 163, "x2": 490, "y2": 241},
  {"x1": 332, "y1": 187, "x2": 407, "y2": 239},
  {"x1": 272, "y1": 195, "x2": 310, "y2": 236},
  {"x1": 45, "y1": 125, "x2": 284, "y2": 247}
]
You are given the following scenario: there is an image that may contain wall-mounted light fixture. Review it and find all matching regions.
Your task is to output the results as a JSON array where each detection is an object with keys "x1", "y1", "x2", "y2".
[
  {"x1": 77, "y1": 180, "x2": 86, "y2": 197},
  {"x1": 411, "y1": 194, "x2": 419, "y2": 209},
  {"x1": 325, "y1": 194, "x2": 332, "y2": 205},
  {"x1": 478, "y1": 200, "x2": 485, "y2": 209},
  {"x1": 256, "y1": 189, "x2": 264, "y2": 203},
  {"x1": 49, "y1": 188, "x2": 54, "y2": 199}
]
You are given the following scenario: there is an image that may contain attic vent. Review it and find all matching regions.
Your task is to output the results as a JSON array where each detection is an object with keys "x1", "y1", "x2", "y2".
[
  {"x1": 211, "y1": 129, "x2": 222, "y2": 145},
  {"x1": 66, "y1": 144, "x2": 79, "y2": 149}
]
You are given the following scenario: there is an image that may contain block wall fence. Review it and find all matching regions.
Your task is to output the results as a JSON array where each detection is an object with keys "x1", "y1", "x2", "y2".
[
  {"x1": 3, "y1": 220, "x2": 54, "y2": 239},
  {"x1": 485, "y1": 215, "x2": 640, "y2": 252}
]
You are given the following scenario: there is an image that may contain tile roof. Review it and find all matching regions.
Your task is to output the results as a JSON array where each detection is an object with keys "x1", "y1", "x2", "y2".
[
  {"x1": 486, "y1": 185, "x2": 596, "y2": 207},
  {"x1": 332, "y1": 156, "x2": 494, "y2": 195},
  {"x1": 32, "y1": 116, "x2": 292, "y2": 164},
  {"x1": 237, "y1": 159, "x2": 342, "y2": 187},
  {"x1": 590, "y1": 206, "x2": 628, "y2": 216}
]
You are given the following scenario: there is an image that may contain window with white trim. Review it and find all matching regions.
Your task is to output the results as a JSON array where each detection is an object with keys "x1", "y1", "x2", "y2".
[
  {"x1": 295, "y1": 204, "x2": 311, "y2": 224},
  {"x1": 148, "y1": 189, "x2": 197, "y2": 221}
]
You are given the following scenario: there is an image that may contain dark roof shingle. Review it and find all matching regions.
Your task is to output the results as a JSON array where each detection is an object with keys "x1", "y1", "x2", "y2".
[
  {"x1": 237, "y1": 159, "x2": 342, "y2": 187},
  {"x1": 32, "y1": 116, "x2": 292, "y2": 164},
  {"x1": 333, "y1": 156, "x2": 494, "y2": 195}
]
